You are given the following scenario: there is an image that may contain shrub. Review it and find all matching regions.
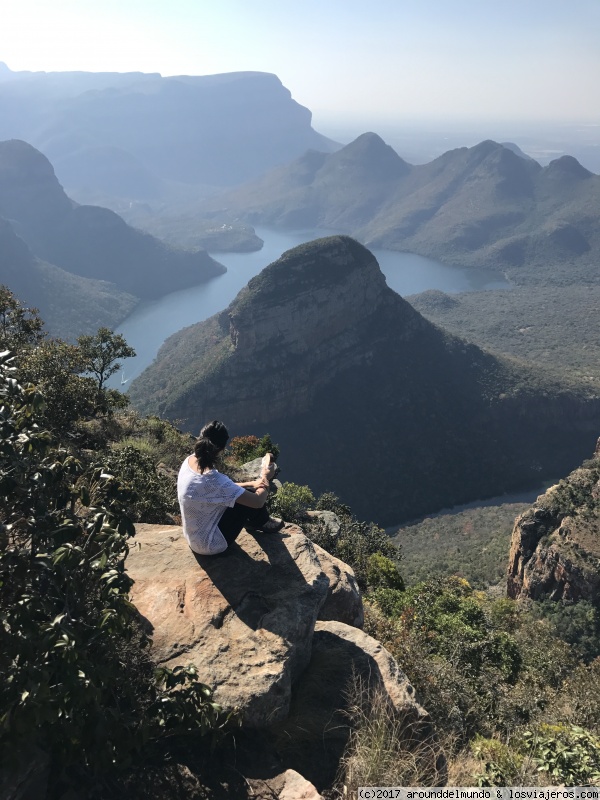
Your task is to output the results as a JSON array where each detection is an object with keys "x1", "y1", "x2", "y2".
[
  {"x1": 366, "y1": 552, "x2": 405, "y2": 591},
  {"x1": 471, "y1": 736, "x2": 526, "y2": 787},
  {"x1": 308, "y1": 509, "x2": 401, "y2": 592},
  {"x1": 522, "y1": 723, "x2": 600, "y2": 785},
  {"x1": 227, "y1": 433, "x2": 279, "y2": 465},
  {"x1": 0, "y1": 353, "x2": 227, "y2": 791},
  {"x1": 99, "y1": 445, "x2": 177, "y2": 523},
  {"x1": 269, "y1": 481, "x2": 315, "y2": 523}
]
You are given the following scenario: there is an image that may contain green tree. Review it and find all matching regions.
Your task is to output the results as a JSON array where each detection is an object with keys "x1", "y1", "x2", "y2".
[
  {"x1": 0, "y1": 284, "x2": 44, "y2": 352},
  {"x1": 77, "y1": 327, "x2": 136, "y2": 392},
  {"x1": 0, "y1": 350, "x2": 228, "y2": 791}
]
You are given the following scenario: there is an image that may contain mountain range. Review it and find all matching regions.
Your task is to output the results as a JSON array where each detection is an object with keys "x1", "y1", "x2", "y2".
[
  {"x1": 0, "y1": 64, "x2": 337, "y2": 203},
  {"x1": 129, "y1": 236, "x2": 600, "y2": 525},
  {"x1": 0, "y1": 139, "x2": 225, "y2": 337},
  {"x1": 200, "y1": 133, "x2": 600, "y2": 284}
]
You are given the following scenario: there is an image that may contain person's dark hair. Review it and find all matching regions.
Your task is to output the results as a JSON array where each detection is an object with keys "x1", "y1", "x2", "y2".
[{"x1": 194, "y1": 420, "x2": 229, "y2": 472}]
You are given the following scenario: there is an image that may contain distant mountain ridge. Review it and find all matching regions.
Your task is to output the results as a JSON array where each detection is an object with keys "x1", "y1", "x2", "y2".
[
  {"x1": 0, "y1": 65, "x2": 338, "y2": 201},
  {"x1": 129, "y1": 236, "x2": 600, "y2": 524},
  {"x1": 0, "y1": 140, "x2": 225, "y2": 337},
  {"x1": 202, "y1": 133, "x2": 600, "y2": 284}
]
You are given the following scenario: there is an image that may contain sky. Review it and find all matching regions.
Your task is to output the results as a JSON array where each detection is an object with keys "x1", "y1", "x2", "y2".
[{"x1": 1, "y1": 0, "x2": 599, "y2": 126}]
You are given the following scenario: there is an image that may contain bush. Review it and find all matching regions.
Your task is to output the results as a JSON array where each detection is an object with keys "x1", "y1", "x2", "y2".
[
  {"x1": 227, "y1": 433, "x2": 279, "y2": 465},
  {"x1": 269, "y1": 481, "x2": 315, "y2": 523},
  {"x1": 366, "y1": 552, "x2": 405, "y2": 591},
  {"x1": 0, "y1": 353, "x2": 227, "y2": 791},
  {"x1": 100, "y1": 445, "x2": 177, "y2": 523},
  {"x1": 471, "y1": 736, "x2": 527, "y2": 786},
  {"x1": 523, "y1": 723, "x2": 600, "y2": 785},
  {"x1": 308, "y1": 498, "x2": 401, "y2": 592}
]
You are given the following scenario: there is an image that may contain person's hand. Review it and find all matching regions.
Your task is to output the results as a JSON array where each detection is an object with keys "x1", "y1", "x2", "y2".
[{"x1": 260, "y1": 454, "x2": 275, "y2": 481}]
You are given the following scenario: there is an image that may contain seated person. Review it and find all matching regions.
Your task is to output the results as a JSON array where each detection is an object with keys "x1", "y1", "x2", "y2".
[{"x1": 177, "y1": 420, "x2": 283, "y2": 556}]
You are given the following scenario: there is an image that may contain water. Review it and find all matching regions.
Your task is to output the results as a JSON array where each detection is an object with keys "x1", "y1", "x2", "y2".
[{"x1": 112, "y1": 227, "x2": 510, "y2": 386}]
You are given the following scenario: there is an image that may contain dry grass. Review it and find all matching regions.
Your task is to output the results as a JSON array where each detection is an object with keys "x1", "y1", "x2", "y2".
[{"x1": 334, "y1": 674, "x2": 446, "y2": 799}]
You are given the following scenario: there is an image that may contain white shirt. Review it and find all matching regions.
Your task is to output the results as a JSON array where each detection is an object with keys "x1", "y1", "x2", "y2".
[{"x1": 177, "y1": 458, "x2": 245, "y2": 555}]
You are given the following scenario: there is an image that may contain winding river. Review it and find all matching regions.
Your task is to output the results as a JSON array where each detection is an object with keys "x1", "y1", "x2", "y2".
[{"x1": 114, "y1": 227, "x2": 509, "y2": 386}]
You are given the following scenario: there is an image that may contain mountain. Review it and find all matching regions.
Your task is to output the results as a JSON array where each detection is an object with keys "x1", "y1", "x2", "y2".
[
  {"x1": 0, "y1": 217, "x2": 137, "y2": 338},
  {"x1": 128, "y1": 236, "x2": 600, "y2": 525},
  {"x1": 202, "y1": 134, "x2": 600, "y2": 285},
  {"x1": 0, "y1": 66, "x2": 337, "y2": 201},
  {"x1": 0, "y1": 140, "x2": 226, "y2": 314}
]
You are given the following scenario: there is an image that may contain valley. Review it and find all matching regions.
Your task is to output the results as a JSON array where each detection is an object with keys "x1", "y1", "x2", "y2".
[{"x1": 1, "y1": 32, "x2": 600, "y2": 797}]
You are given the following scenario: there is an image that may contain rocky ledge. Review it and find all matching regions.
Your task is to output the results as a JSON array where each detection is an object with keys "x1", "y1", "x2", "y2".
[{"x1": 126, "y1": 522, "x2": 439, "y2": 793}]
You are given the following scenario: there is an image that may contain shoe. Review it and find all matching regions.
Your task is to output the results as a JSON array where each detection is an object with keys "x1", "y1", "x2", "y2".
[{"x1": 248, "y1": 517, "x2": 284, "y2": 534}]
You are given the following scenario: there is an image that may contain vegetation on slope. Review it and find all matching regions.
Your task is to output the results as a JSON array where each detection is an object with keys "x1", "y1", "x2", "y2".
[
  {"x1": 409, "y1": 285, "x2": 600, "y2": 388},
  {"x1": 0, "y1": 289, "x2": 230, "y2": 798}
]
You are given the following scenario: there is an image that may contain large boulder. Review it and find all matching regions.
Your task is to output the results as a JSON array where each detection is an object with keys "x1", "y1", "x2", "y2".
[
  {"x1": 313, "y1": 543, "x2": 363, "y2": 628},
  {"x1": 269, "y1": 620, "x2": 444, "y2": 789},
  {"x1": 127, "y1": 524, "x2": 331, "y2": 727}
]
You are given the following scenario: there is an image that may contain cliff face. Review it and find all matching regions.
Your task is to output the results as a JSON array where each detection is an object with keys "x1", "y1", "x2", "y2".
[
  {"x1": 0, "y1": 67, "x2": 338, "y2": 198},
  {"x1": 130, "y1": 235, "x2": 600, "y2": 525},
  {"x1": 507, "y1": 444, "x2": 600, "y2": 603}
]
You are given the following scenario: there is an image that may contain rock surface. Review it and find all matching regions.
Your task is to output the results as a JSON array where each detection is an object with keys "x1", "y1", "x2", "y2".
[
  {"x1": 127, "y1": 524, "x2": 338, "y2": 726},
  {"x1": 313, "y1": 543, "x2": 363, "y2": 628},
  {"x1": 270, "y1": 619, "x2": 443, "y2": 789},
  {"x1": 507, "y1": 453, "x2": 600, "y2": 603},
  {"x1": 249, "y1": 769, "x2": 321, "y2": 800}
]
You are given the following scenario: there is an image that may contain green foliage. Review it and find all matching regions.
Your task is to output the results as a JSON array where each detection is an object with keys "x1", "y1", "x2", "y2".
[
  {"x1": 366, "y1": 552, "x2": 405, "y2": 591},
  {"x1": 541, "y1": 459, "x2": 600, "y2": 519},
  {"x1": 371, "y1": 577, "x2": 522, "y2": 683},
  {"x1": 410, "y1": 285, "x2": 600, "y2": 388},
  {"x1": 392, "y1": 501, "x2": 531, "y2": 588},
  {"x1": 523, "y1": 724, "x2": 600, "y2": 786},
  {"x1": 99, "y1": 445, "x2": 177, "y2": 523},
  {"x1": 527, "y1": 599, "x2": 600, "y2": 662},
  {"x1": 471, "y1": 736, "x2": 525, "y2": 787},
  {"x1": 315, "y1": 491, "x2": 352, "y2": 517},
  {"x1": 0, "y1": 353, "x2": 227, "y2": 789},
  {"x1": 227, "y1": 433, "x2": 280, "y2": 465},
  {"x1": 0, "y1": 284, "x2": 44, "y2": 352},
  {"x1": 0, "y1": 288, "x2": 134, "y2": 434},
  {"x1": 77, "y1": 326, "x2": 136, "y2": 392},
  {"x1": 269, "y1": 481, "x2": 315, "y2": 523},
  {"x1": 308, "y1": 492, "x2": 402, "y2": 591},
  {"x1": 552, "y1": 659, "x2": 600, "y2": 733},
  {"x1": 20, "y1": 338, "x2": 99, "y2": 434}
]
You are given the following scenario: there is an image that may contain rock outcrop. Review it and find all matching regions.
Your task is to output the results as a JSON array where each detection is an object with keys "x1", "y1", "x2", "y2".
[
  {"x1": 126, "y1": 523, "x2": 436, "y2": 791},
  {"x1": 507, "y1": 450, "x2": 600, "y2": 602},
  {"x1": 127, "y1": 524, "x2": 364, "y2": 726},
  {"x1": 130, "y1": 235, "x2": 600, "y2": 525}
]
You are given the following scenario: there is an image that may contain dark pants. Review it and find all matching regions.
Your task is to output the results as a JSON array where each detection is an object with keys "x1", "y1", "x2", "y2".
[{"x1": 217, "y1": 502, "x2": 270, "y2": 546}]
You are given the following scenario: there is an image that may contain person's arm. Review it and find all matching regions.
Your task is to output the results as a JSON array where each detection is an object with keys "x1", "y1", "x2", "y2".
[
  {"x1": 235, "y1": 485, "x2": 269, "y2": 509},
  {"x1": 236, "y1": 456, "x2": 275, "y2": 491}
]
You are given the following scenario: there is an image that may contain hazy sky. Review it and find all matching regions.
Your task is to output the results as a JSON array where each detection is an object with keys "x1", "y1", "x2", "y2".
[{"x1": 1, "y1": 0, "x2": 599, "y2": 126}]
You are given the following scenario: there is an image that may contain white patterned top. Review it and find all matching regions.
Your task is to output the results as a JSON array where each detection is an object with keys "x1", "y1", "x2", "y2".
[{"x1": 177, "y1": 458, "x2": 245, "y2": 555}]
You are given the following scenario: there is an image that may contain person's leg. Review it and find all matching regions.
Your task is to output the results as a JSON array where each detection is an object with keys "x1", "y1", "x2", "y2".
[{"x1": 217, "y1": 503, "x2": 270, "y2": 547}]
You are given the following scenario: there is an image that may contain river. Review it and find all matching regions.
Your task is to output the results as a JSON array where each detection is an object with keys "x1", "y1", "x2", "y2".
[{"x1": 113, "y1": 227, "x2": 509, "y2": 386}]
